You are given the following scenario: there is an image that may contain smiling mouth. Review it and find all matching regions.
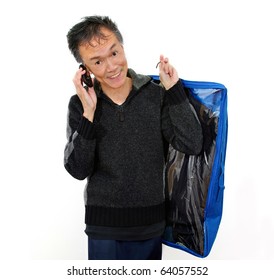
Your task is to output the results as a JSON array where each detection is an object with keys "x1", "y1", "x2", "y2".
[{"x1": 109, "y1": 72, "x2": 121, "y2": 79}]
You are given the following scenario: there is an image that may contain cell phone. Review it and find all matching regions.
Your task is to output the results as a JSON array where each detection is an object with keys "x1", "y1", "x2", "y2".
[{"x1": 79, "y1": 64, "x2": 93, "y2": 88}]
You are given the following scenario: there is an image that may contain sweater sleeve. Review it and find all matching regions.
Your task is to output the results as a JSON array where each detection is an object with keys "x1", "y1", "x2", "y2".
[
  {"x1": 161, "y1": 80, "x2": 203, "y2": 155},
  {"x1": 64, "y1": 95, "x2": 97, "y2": 180}
]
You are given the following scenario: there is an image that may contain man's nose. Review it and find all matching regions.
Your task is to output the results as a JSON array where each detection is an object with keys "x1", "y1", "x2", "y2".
[{"x1": 106, "y1": 58, "x2": 115, "y2": 71}]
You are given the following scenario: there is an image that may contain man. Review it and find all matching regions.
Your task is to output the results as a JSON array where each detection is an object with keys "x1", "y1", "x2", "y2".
[{"x1": 64, "y1": 16, "x2": 203, "y2": 260}]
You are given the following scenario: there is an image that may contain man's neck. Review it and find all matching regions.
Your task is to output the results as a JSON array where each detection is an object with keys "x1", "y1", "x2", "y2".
[{"x1": 103, "y1": 77, "x2": 132, "y2": 105}]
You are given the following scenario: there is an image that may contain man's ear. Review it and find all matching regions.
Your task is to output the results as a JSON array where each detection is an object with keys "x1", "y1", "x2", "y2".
[{"x1": 85, "y1": 65, "x2": 92, "y2": 75}]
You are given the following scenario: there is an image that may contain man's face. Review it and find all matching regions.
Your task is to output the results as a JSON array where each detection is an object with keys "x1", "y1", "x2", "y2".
[{"x1": 79, "y1": 28, "x2": 128, "y2": 92}]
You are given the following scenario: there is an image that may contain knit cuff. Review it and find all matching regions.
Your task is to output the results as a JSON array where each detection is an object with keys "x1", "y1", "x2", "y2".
[
  {"x1": 166, "y1": 79, "x2": 187, "y2": 105},
  {"x1": 77, "y1": 116, "x2": 96, "y2": 140}
]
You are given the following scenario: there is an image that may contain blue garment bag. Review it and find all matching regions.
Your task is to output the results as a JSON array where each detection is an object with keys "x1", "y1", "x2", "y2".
[{"x1": 152, "y1": 76, "x2": 228, "y2": 257}]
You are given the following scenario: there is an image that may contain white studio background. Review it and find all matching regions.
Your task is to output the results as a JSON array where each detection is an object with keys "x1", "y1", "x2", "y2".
[{"x1": 0, "y1": 0, "x2": 273, "y2": 264}]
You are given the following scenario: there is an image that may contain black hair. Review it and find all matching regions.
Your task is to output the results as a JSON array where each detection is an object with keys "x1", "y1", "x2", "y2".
[{"x1": 67, "y1": 15, "x2": 123, "y2": 63}]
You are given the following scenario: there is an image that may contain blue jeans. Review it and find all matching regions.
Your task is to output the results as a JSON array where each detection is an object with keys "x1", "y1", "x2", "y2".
[{"x1": 88, "y1": 237, "x2": 162, "y2": 260}]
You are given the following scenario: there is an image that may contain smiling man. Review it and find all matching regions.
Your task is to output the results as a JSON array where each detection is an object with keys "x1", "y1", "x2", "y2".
[{"x1": 64, "y1": 16, "x2": 203, "y2": 260}]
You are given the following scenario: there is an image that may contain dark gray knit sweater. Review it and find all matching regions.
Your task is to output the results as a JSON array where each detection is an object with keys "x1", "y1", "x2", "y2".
[{"x1": 64, "y1": 69, "x2": 203, "y2": 232}]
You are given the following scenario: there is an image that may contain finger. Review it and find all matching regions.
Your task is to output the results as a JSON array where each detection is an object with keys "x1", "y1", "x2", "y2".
[
  {"x1": 159, "y1": 54, "x2": 164, "y2": 62},
  {"x1": 159, "y1": 56, "x2": 170, "y2": 71},
  {"x1": 73, "y1": 69, "x2": 82, "y2": 85},
  {"x1": 159, "y1": 54, "x2": 169, "y2": 62},
  {"x1": 157, "y1": 54, "x2": 165, "y2": 69},
  {"x1": 87, "y1": 80, "x2": 96, "y2": 96},
  {"x1": 74, "y1": 69, "x2": 88, "y2": 90},
  {"x1": 88, "y1": 88, "x2": 97, "y2": 104},
  {"x1": 162, "y1": 62, "x2": 171, "y2": 75},
  {"x1": 167, "y1": 65, "x2": 174, "y2": 77}
]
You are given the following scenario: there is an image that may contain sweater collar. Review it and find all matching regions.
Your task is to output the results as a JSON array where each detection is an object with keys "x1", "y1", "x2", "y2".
[{"x1": 127, "y1": 68, "x2": 151, "y2": 90}]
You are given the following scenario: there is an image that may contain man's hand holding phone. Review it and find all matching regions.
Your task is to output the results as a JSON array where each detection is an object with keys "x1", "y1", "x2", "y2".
[{"x1": 73, "y1": 65, "x2": 97, "y2": 122}]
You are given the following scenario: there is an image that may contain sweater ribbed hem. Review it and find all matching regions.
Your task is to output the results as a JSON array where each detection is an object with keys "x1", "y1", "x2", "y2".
[
  {"x1": 166, "y1": 79, "x2": 187, "y2": 105},
  {"x1": 77, "y1": 116, "x2": 96, "y2": 139},
  {"x1": 85, "y1": 203, "x2": 165, "y2": 227}
]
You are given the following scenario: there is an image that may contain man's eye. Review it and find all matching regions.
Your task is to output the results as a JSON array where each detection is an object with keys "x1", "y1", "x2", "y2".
[
  {"x1": 112, "y1": 51, "x2": 118, "y2": 56},
  {"x1": 95, "y1": 61, "x2": 101, "y2": 65}
]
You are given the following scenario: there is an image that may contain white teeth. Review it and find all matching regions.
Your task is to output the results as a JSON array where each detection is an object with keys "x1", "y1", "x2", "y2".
[{"x1": 111, "y1": 72, "x2": 120, "y2": 79}]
